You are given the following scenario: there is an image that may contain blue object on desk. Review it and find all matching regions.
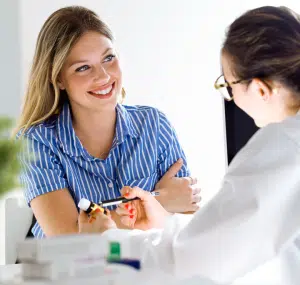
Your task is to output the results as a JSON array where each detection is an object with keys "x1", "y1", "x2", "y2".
[{"x1": 107, "y1": 258, "x2": 141, "y2": 270}]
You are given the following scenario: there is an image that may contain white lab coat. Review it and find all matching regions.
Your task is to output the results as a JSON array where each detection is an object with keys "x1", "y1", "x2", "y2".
[{"x1": 103, "y1": 112, "x2": 300, "y2": 285}]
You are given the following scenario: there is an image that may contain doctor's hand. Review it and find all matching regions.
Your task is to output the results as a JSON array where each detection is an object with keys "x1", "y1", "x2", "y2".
[
  {"x1": 78, "y1": 209, "x2": 117, "y2": 234},
  {"x1": 155, "y1": 159, "x2": 201, "y2": 213},
  {"x1": 116, "y1": 187, "x2": 171, "y2": 230}
]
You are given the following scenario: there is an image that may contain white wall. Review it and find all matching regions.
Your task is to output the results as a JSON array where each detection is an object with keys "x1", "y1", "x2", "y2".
[
  {"x1": 0, "y1": 0, "x2": 21, "y2": 117},
  {"x1": 1, "y1": 1, "x2": 300, "y2": 282},
  {"x1": 0, "y1": 0, "x2": 21, "y2": 266}
]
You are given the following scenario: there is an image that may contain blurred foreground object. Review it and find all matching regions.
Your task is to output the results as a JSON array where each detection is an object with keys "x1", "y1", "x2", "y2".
[{"x1": 0, "y1": 117, "x2": 22, "y2": 196}]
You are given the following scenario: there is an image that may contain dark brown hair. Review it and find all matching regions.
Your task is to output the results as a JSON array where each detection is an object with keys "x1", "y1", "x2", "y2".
[{"x1": 223, "y1": 6, "x2": 300, "y2": 96}]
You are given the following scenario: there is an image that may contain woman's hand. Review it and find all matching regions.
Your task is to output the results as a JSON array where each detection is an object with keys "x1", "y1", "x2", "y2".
[
  {"x1": 116, "y1": 187, "x2": 171, "y2": 230},
  {"x1": 78, "y1": 208, "x2": 117, "y2": 234},
  {"x1": 155, "y1": 159, "x2": 201, "y2": 213}
]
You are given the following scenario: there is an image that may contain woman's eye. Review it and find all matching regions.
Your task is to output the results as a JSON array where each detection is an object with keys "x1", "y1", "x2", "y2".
[
  {"x1": 75, "y1": 65, "x2": 90, "y2": 72},
  {"x1": 103, "y1": 54, "x2": 116, "y2": 63}
]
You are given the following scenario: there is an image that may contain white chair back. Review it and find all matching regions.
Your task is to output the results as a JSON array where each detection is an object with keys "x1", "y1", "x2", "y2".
[{"x1": 4, "y1": 197, "x2": 32, "y2": 264}]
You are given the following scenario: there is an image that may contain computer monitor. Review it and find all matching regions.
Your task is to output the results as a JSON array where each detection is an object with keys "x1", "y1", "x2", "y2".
[{"x1": 224, "y1": 101, "x2": 259, "y2": 164}]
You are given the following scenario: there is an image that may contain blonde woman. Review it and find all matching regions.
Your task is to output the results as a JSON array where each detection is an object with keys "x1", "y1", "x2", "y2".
[{"x1": 16, "y1": 6, "x2": 201, "y2": 238}]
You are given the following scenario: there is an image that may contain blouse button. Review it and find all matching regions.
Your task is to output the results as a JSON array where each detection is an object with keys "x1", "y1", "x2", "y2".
[{"x1": 108, "y1": 182, "x2": 113, "y2": 188}]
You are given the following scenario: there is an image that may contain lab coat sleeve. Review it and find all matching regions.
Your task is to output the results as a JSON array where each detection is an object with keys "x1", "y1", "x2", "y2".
[
  {"x1": 173, "y1": 124, "x2": 300, "y2": 283},
  {"x1": 103, "y1": 124, "x2": 300, "y2": 284}
]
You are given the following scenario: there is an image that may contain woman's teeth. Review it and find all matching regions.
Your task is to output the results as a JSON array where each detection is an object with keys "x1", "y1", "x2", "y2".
[{"x1": 90, "y1": 85, "x2": 112, "y2": 95}]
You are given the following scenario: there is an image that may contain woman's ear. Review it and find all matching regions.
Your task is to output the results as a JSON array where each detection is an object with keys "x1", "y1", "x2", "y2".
[
  {"x1": 57, "y1": 78, "x2": 65, "y2": 90},
  {"x1": 252, "y1": 78, "x2": 273, "y2": 102}
]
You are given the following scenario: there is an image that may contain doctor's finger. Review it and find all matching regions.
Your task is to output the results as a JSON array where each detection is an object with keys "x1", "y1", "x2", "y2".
[
  {"x1": 116, "y1": 205, "x2": 135, "y2": 216},
  {"x1": 117, "y1": 202, "x2": 132, "y2": 211},
  {"x1": 120, "y1": 214, "x2": 136, "y2": 228},
  {"x1": 124, "y1": 186, "x2": 154, "y2": 203},
  {"x1": 120, "y1": 186, "x2": 133, "y2": 197}
]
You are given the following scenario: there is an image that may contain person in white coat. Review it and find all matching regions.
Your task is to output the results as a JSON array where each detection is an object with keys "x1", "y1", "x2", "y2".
[{"x1": 78, "y1": 6, "x2": 300, "y2": 284}]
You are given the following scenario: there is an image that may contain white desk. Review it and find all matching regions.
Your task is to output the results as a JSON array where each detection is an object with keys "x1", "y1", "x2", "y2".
[
  {"x1": 0, "y1": 264, "x2": 22, "y2": 283},
  {"x1": 0, "y1": 264, "x2": 217, "y2": 285}
]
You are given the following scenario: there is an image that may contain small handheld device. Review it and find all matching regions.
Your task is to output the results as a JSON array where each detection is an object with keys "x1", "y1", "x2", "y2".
[
  {"x1": 78, "y1": 191, "x2": 160, "y2": 212},
  {"x1": 99, "y1": 191, "x2": 160, "y2": 207},
  {"x1": 78, "y1": 198, "x2": 107, "y2": 214}
]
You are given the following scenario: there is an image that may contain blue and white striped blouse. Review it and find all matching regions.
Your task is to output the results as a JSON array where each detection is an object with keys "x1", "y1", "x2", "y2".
[{"x1": 18, "y1": 102, "x2": 190, "y2": 238}]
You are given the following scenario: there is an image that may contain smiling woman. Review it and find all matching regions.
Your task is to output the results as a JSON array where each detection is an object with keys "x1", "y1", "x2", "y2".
[
  {"x1": 58, "y1": 32, "x2": 121, "y2": 111},
  {"x1": 14, "y1": 6, "x2": 201, "y2": 238}
]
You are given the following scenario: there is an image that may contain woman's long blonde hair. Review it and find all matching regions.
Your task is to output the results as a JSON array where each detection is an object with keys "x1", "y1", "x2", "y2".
[{"x1": 15, "y1": 6, "x2": 124, "y2": 136}]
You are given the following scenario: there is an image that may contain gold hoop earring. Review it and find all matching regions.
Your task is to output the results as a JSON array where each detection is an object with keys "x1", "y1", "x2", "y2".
[{"x1": 120, "y1": 87, "x2": 126, "y2": 103}]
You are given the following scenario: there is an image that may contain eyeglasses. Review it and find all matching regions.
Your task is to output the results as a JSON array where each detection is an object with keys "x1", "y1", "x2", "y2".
[{"x1": 214, "y1": 75, "x2": 251, "y2": 101}]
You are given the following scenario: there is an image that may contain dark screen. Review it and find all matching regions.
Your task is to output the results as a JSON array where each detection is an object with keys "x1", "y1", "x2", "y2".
[{"x1": 224, "y1": 100, "x2": 259, "y2": 164}]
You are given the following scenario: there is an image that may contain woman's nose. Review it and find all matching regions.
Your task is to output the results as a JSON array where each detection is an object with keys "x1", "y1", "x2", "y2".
[{"x1": 94, "y1": 65, "x2": 110, "y2": 83}]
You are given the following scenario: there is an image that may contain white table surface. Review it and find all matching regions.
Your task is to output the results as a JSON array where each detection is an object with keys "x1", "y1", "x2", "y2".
[{"x1": 0, "y1": 264, "x2": 218, "y2": 285}]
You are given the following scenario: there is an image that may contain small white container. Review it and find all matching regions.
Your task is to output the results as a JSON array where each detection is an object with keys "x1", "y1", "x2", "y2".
[{"x1": 17, "y1": 234, "x2": 108, "y2": 263}]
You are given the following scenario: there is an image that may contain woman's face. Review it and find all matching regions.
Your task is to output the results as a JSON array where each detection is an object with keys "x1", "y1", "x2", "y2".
[
  {"x1": 59, "y1": 31, "x2": 122, "y2": 112},
  {"x1": 221, "y1": 54, "x2": 280, "y2": 128}
]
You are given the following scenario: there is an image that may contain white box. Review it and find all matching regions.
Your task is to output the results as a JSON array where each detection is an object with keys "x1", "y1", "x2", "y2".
[
  {"x1": 20, "y1": 255, "x2": 107, "y2": 281},
  {"x1": 9, "y1": 264, "x2": 138, "y2": 285},
  {"x1": 8, "y1": 277, "x2": 118, "y2": 285},
  {"x1": 21, "y1": 262, "x2": 69, "y2": 281},
  {"x1": 17, "y1": 234, "x2": 108, "y2": 263},
  {"x1": 70, "y1": 255, "x2": 106, "y2": 279}
]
